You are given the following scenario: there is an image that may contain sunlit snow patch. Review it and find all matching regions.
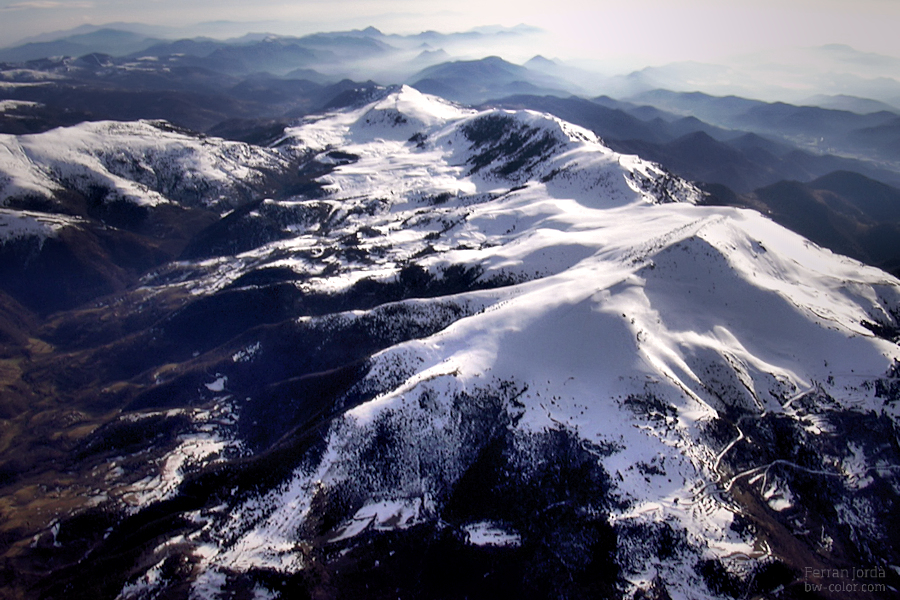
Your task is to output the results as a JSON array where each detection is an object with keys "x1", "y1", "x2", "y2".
[
  {"x1": 462, "y1": 521, "x2": 522, "y2": 548},
  {"x1": 0, "y1": 207, "x2": 79, "y2": 243},
  {"x1": 329, "y1": 498, "x2": 430, "y2": 542},
  {"x1": 116, "y1": 405, "x2": 239, "y2": 511},
  {"x1": 205, "y1": 375, "x2": 227, "y2": 393}
]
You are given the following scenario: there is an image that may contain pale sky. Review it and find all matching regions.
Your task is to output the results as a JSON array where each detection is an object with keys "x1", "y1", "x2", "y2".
[{"x1": 1, "y1": 0, "x2": 899, "y2": 66}]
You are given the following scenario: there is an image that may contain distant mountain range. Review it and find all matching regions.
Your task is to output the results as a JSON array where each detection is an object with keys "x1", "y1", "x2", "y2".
[
  {"x1": 595, "y1": 47, "x2": 900, "y2": 108},
  {"x1": 410, "y1": 56, "x2": 577, "y2": 104},
  {"x1": 629, "y1": 89, "x2": 900, "y2": 165},
  {"x1": 0, "y1": 28, "x2": 163, "y2": 63},
  {"x1": 802, "y1": 93, "x2": 900, "y2": 114}
]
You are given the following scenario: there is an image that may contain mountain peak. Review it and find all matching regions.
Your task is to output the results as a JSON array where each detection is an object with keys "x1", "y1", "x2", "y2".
[
  {"x1": 284, "y1": 87, "x2": 698, "y2": 209},
  {"x1": 481, "y1": 55, "x2": 510, "y2": 65},
  {"x1": 525, "y1": 54, "x2": 556, "y2": 68}
]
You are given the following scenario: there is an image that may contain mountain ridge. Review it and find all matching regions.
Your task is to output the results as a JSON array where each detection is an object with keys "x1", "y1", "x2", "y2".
[{"x1": 1, "y1": 86, "x2": 898, "y2": 599}]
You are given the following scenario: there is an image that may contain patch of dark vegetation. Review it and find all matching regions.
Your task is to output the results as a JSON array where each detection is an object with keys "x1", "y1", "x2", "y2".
[
  {"x1": 157, "y1": 264, "x2": 490, "y2": 356},
  {"x1": 273, "y1": 179, "x2": 330, "y2": 200},
  {"x1": 20, "y1": 505, "x2": 123, "y2": 583},
  {"x1": 36, "y1": 260, "x2": 501, "y2": 396},
  {"x1": 145, "y1": 120, "x2": 204, "y2": 138},
  {"x1": 238, "y1": 360, "x2": 371, "y2": 450},
  {"x1": 875, "y1": 360, "x2": 900, "y2": 404},
  {"x1": 77, "y1": 411, "x2": 192, "y2": 460},
  {"x1": 0, "y1": 224, "x2": 170, "y2": 315},
  {"x1": 174, "y1": 419, "x2": 334, "y2": 517},
  {"x1": 228, "y1": 306, "x2": 475, "y2": 447},
  {"x1": 325, "y1": 150, "x2": 359, "y2": 163},
  {"x1": 0, "y1": 289, "x2": 37, "y2": 358},
  {"x1": 461, "y1": 114, "x2": 517, "y2": 146},
  {"x1": 862, "y1": 318, "x2": 900, "y2": 343},
  {"x1": 226, "y1": 266, "x2": 306, "y2": 289},
  {"x1": 180, "y1": 198, "x2": 334, "y2": 259},
  {"x1": 716, "y1": 398, "x2": 900, "y2": 592},
  {"x1": 159, "y1": 281, "x2": 304, "y2": 351},
  {"x1": 363, "y1": 108, "x2": 407, "y2": 127},
  {"x1": 329, "y1": 525, "x2": 554, "y2": 600},
  {"x1": 617, "y1": 521, "x2": 690, "y2": 566},
  {"x1": 632, "y1": 576, "x2": 675, "y2": 600},
  {"x1": 747, "y1": 561, "x2": 796, "y2": 598},
  {"x1": 438, "y1": 427, "x2": 621, "y2": 600},
  {"x1": 422, "y1": 191, "x2": 453, "y2": 205},
  {"x1": 408, "y1": 131, "x2": 427, "y2": 148},
  {"x1": 372, "y1": 263, "x2": 485, "y2": 300},
  {"x1": 35, "y1": 498, "x2": 204, "y2": 600},
  {"x1": 265, "y1": 198, "x2": 335, "y2": 227},
  {"x1": 335, "y1": 263, "x2": 523, "y2": 311},
  {"x1": 686, "y1": 351, "x2": 761, "y2": 420},
  {"x1": 82, "y1": 184, "x2": 152, "y2": 230},
  {"x1": 623, "y1": 392, "x2": 677, "y2": 423},
  {"x1": 819, "y1": 411, "x2": 900, "y2": 564},
  {"x1": 759, "y1": 413, "x2": 820, "y2": 468},
  {"x1": 699, "y1": 415, "x2": 740, "y2": 451},
  {"x1": 251, "y1": 424, "x2": 622, "y2": 600},
  {"x1": 179, "y1": 199, "x2": 289, "y2": 259},
  {"x1": 540, "y1": 167, "x2": 562, "y2": 183},
  {"x1": 198, "y1": 523, "x2": 555, "y2": 600},
  {"x1": 36, "y1": 287, "x2": 186, "y2": 353},
  {"x1": 300, "y1": 479, "x2": 364, "y2": 540},
  {"x1": 461, "y1": 114, "x2": 560, "y2": 179},
  {"x1": 728, "y1": 511, "x2": 757, "y2": 538},
  {"x1": 127, "y1": 297, "x2": 471, "y2": 446},
  {"x1": 218, "y1": 566, "x2": 315, "y2": 600},
  {"x1": 629, "y1": 169, "x2": 689, "y2": 204},
  {"x1": 698, "y1": 558, "x2": 743, "y2": 597},
  {"x1": 120, "y1": 369, "x2": 217, "y2": 411},
  {"x1": 723, "y1": 412, "x2": 823, "y2": 479}
]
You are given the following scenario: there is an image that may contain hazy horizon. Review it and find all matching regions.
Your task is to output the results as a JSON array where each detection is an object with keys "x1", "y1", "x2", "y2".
[
  {"x1": 3, "y1": 0, "x2": 900, "y2": 65},
  {"x1": 2, "y1": 1, "x2": 900, "y2": 105}
]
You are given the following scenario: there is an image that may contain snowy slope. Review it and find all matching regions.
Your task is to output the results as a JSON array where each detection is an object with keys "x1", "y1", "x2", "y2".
[
  {"x1": 0, "y1": 206, "x2": 80, "y2": 243},
  {"x1": 152, "y1": 88, "x2": 897, "y2": 598},
  {"x1": 0, "y1": 120, "x2": 293, "y2": 209},
  {"x1": 15, "y1": 87, "x2": 900, "y2": 599}
]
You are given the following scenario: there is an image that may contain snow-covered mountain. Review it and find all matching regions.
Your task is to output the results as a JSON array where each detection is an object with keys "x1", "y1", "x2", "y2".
[
  {"x1": 2, "y1": 86, "x2": 899, "y2": 599},
  {"x1": 0, "y1": 119, "x2": 294, "y2": 211}
]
